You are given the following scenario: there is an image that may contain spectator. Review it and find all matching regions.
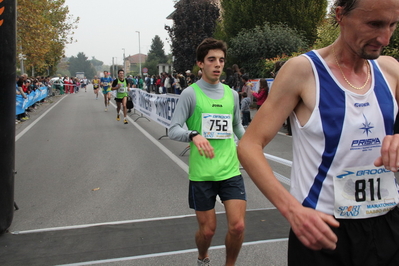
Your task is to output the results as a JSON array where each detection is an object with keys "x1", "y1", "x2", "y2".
[
  {"x1": 164, "y1": 73, "x2": 171, "y2": 93},
  {"x1": 223, "y1": 67, "x2": 234, "y2": 88},
  {"x1": 145, "y1": 75, "x2": 151, "y2": 93},
  {"x1": 16, "y1": 76, "x2": 27, "y2": 99},
  {"x1": 232, "y1": 64, "x2": 242, "y2": 91},
  {"x1": 161, "y1": 72, "x2": 167, "y2": 94},
  {"x1": 185, "y1": 70, "x2": 193, "y2": 86},
  {"x1": 137, "y1": 75, "x2": 144, "y2": 90},
  {"x1": 151, "y1": 75, "x2": 157, "y2": 93},
  {"x1": 240, "y1": 74, "x2": 253, "y2": 104},
  {"x1": 155, "y1": 75, "x2": 161, "y2": 94},
  {"x1": 178, "y1": 73, "x2": 187, "y2": 91},
  {"x1": 251, "y1": 78, "x2": 269, "y2": 109},
  {"x1": 63, "y1": 76, "x2": 72, "y2": 94},
  {"x1": 172, "y1": 73, "x2": 181, "y2": 94},
  {"x1": 127, "y1": 75, "x2": 135, "y2": 88},
  {"x1": 241, "y1": 92, "x2": 251, "y2": 127},
  {"x1": 74, "y1": 77, "x2": 80, "y2": 93}
]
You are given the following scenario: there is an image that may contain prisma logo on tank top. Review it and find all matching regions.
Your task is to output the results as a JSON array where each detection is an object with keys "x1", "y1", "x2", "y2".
[{"x1": 350, "y1": 114, "x2": 381, "y2": 151}]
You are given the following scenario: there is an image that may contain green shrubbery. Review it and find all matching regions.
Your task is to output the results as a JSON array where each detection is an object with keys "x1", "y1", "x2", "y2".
[{"x1": 228, "y1": 23, "x2": 307, "y2": 78}]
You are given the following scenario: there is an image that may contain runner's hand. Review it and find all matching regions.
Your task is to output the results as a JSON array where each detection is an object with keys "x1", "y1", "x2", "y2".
[
  {"x1": 374, "y1": 134, "x2": 399, "y2": 172},
  {"x1": 192, "y1": 135, "x2": 214, "y2": 159},
  {"x1": 288, "y1": 206, "x2": 339, "y2": 250}
]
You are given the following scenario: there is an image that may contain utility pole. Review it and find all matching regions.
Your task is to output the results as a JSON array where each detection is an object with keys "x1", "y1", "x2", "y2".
[
  {"x1": 19, "y1": 45, "x2": 26, "y2": 74},
  {"x1": 0, "y1": 0, "x2": 17, "y2": 234},
  {"x1": 122, "y1": 48, "x2": 125, "y2": 71},
  {"x1": 136, "y1": 31, "x2": 141, "y2": 77},
  {"x1": 112, "y1": 57, "x2": 115, "y2": 78}
]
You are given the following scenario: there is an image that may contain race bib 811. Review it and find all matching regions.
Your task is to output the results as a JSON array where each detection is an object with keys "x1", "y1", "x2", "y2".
[{"x1": 334, "y1": 165, "x2": 399, "y2": 219}]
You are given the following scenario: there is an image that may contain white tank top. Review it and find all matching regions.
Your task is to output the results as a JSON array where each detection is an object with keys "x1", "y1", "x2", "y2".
[{"x1": 290, "y1": 50, "x2": 398, "y2": 215}]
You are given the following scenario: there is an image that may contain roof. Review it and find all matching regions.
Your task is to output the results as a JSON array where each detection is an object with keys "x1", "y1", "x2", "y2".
[{"x1": 125, "y1": 54, "x2": 148, "y2": 64}]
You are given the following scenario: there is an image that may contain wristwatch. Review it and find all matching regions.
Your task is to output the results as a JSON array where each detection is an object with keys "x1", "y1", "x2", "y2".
[{"x1": 189, "y1": 130, "x2": 200, "y2": 141}]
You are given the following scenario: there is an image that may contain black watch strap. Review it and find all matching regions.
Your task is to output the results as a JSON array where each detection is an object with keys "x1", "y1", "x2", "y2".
[{"x1": 189, "y1": 130, "x2": 199, "y2": 141}]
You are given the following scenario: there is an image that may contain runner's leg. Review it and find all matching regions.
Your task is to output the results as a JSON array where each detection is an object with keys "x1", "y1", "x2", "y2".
[
  {"x1": 195, "y1": 209, "x2": 217, "y2": 260},
  {"x1": 224, "y1": 199, "x2": 246, "y2": 266}
]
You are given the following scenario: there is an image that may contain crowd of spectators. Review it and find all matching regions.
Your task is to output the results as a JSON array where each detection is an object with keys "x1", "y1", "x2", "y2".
[
  {"x1": 51, "y1": 76, "x2": 89, "y2": 95},
  {"x1": 15, "y1": 74, "x2": 51, "y2": 124},
  {"x1": 135, "y1": 70, "x2": 201, "y2": 95},
  {"x1": 136, "y1": 66, "x2": 266, "y2": 128},
  {"x1": 14, "y1": 66, "x2": 269, "y2": 127}
]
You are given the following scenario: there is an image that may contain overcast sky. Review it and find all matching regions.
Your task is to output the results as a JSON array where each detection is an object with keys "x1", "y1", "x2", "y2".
[
  {"x1": 64, "y1": 0, "x2": 176, "y2": 65},
  {"x1": 64, "y1": 0, "x2": 335, "y2": 66}
]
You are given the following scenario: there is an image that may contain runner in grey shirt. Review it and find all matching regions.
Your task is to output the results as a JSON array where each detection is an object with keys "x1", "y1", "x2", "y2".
[{"x1": 169, "y1": 78, "x2": 245, "y2": 141}]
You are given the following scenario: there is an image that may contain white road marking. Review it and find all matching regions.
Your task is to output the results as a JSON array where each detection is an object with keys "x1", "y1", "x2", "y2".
[
  {"x1": 56, "y1": 238, "x2": 289, "y2": 266},
  {"x1": 13, "y1": 97, "x2": 291, "y2": 264},
  {"x1": 12, "y1": 207, "x2": 277, "y2": 235}
]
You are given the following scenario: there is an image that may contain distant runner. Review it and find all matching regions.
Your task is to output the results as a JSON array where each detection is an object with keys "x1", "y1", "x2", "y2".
[
  {"x1": 81, "y1": 77, "x2": 88, "y2": 92},
  {"x1": 101, "y1": 71, "x2": 113, "y2": 111},
  {"x1": 111, "y1": 69, "x2": 129, "y2": 124},
  {"x1": 92, "y1": 76, "x2": 100, "y2": 99}
]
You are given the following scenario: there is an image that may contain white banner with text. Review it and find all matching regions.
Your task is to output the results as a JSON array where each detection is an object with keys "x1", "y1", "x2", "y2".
[{"x1": 129, "y1": 89, "x2": 179, "y2": 128}]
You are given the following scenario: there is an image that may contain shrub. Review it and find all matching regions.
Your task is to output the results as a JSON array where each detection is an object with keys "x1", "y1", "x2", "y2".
[{"x1": 228, "y1": 22, "x2": 307, "y2": 78}]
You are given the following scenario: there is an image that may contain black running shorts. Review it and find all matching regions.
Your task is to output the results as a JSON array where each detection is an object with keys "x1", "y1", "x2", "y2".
[
  {"x1": 288, "y1": 207, "x2": 399, "y2": 266},
  {"x1": 188, "y1": 175, "x2": 246, "y2": 211}
]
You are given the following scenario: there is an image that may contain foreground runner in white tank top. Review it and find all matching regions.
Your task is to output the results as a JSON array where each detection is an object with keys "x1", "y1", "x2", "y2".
[{"x1": 238, "y1": 0, "x2": 399, "y2": 265}]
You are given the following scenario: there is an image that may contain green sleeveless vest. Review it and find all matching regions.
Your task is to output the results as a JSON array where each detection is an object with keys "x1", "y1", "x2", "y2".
[
  {"x1": 116, "y1": 79, "x2": 128, "y2": 99},
  {"x1": 186, "y1": 83, "x2": 240, "y2": 181}
]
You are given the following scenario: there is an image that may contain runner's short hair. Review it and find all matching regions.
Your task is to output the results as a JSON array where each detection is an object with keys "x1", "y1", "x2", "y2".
[
  {"x1": 332, "y1": 0, "x2": 359, "y2": 25},
  {"x1": 196, "y1": 38, "x2": 227, "y2": 63}
]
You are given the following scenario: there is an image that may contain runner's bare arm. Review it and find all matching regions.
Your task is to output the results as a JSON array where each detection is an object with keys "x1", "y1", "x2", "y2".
[
  {"x1": 374, "y1": 56, "x2": 399, "y2": 171},
  {"x1": 238, "y1": 56, "x2": 339, "y2": 250}
]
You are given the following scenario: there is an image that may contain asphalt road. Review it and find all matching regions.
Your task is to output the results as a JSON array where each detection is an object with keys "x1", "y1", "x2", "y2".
[{"x1": 1, "y1": 85, "x2": 294, "y2": 266}]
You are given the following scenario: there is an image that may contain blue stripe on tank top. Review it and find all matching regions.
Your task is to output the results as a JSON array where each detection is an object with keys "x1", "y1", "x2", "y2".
[
  {"x1": 370, "y1": 60, "x2": 394, "y2": 135},
  {"x1": 302, "y1": 51, "x2": 345, "y2": 209}
]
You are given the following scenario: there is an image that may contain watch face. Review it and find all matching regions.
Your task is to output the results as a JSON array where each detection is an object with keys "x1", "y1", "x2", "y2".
[{"x1": 190, "y1": 131, "x2": 199, "y2": 140}]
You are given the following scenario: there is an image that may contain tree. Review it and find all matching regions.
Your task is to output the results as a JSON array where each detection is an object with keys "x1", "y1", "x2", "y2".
[
  {"x1": 313, "y1": 18, "x2": 340, "y2": 49},
  {"x1": 147, "y1": 35, "x2": 167, "y2": 63},
  {"x1": 68, "y1": 52, "x2": 96, "y2": 79},
  {"x1": 383, "y1": 29, "x2": 399, "y2": 58},
  {"x1": 90, "y1": 57, "x2": 104, "y2": 68},
  {"x1": 274, "y1": 0, "x2": 327, "y2": 45},
  {"x1": 89, "y1": 57, "x2": 104, "y2": 73},
  {"x1": 228, "y1": 22, "x2": 307, "y2": 78},
  {"x1": 145, "y1": 35, "x2": 168, "y2": 75},
  {"x1": 17, "y1": 0, "x2": 79, "y2": 76},
  {"x1": 167, "y1": 0, "x2": 220, "y2": 73},
  {"x1": 55, "y1": 59, "x2": 71, "y2": 77},
  {"x1": 219, "y1": 0, "x2": 327, "y2": 46}
]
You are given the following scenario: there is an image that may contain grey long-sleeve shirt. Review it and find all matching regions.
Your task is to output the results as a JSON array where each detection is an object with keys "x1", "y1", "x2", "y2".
[{"x1": 169, "y1": 79, "x2": 245, "y2": 142}]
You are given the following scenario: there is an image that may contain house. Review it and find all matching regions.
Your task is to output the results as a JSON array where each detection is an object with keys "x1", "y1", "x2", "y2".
[{"x1": 124, "y1": 54, "x2": 147, "y2": 75}]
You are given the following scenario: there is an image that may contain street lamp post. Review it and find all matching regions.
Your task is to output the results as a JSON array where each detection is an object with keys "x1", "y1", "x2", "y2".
[
  {"x1": 122, "y1": 48, "x2": 125, "y2": 71},
  {"x1": 18, "y1": 53, "x2": 26, "y2": 74},
  {"x1": 112, "y1": 57, "x2": 117, "y2": 78},
  {"x1": 136, "y1": 31, "x2": 141, "y2": 77},
  {"x1": 112, "y1": 57, "x2": 115, "y2": 78}
]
